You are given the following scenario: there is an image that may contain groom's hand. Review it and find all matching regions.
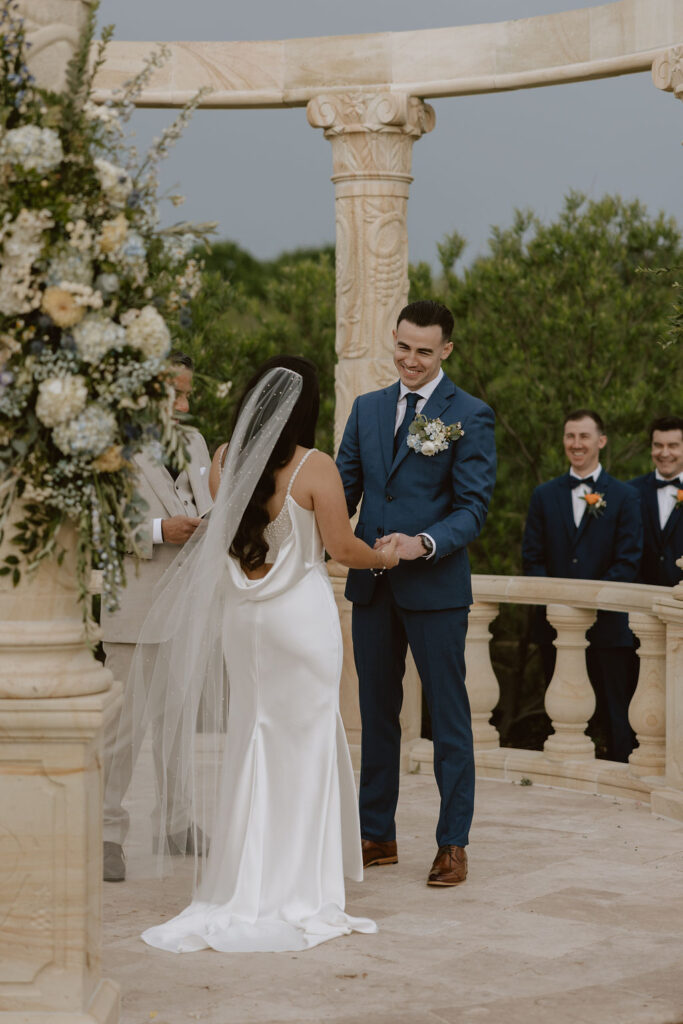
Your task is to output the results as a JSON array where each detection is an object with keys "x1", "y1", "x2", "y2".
[
  {"x1": 161, "y1": 515, "x2": 201, "y2": 544},
  {"x1": 375, "y1": 533, "x2": 424, "y2": 561}
]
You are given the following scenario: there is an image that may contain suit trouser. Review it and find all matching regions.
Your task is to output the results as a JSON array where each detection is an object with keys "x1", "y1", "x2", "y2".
[
  {"x1": 102, "y1": 642, "x2": 191, "y2": 845},
  {"x1": 352, "y1": 575, "x2": 474, "y2": 848},
  {"x1": 540, "y1": 643, "x2": 638, "y2": 763}
]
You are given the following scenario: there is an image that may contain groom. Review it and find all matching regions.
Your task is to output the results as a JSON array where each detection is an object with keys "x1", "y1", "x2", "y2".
[{"x1": 337, "y1": 300, "x2": 496, "y2": 886}]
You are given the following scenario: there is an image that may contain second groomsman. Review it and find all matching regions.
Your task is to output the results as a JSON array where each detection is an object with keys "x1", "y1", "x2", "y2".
[
  {"x1": 522, "y1": 409, "x2": 642, "y2": 762},
  {"x1": 629, "y1": 415, "x2": 683, "y2": 587}
]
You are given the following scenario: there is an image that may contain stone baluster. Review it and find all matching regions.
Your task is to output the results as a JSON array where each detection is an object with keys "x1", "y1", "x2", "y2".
[
  {"x1": 627, "y1": 612, "x2": 667, "y2": 776},
  {"x1": 653, "y1": 564, "x2": 683, "y2": 791},
  {"x1": 464, "y1": 602, "x2": 501, "y2": 749},
  {"x1": 307, "y1": 90, "x2": 435, "y2": 449},
  {"x1": 543, "y1": 604, "x2": 596, "y2": 761}
]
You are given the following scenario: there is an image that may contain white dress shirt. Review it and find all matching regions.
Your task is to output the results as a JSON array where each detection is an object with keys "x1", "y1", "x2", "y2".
[
  {"x1": 394, "y1": 369, "x2": 444, "y2": 557},
  {"x1": 395, "y1": 368, "x2": 444, "y2": 432},
  {"x1": 569, "y1": 464, "x2": 602, "y2": 528},
  {"x1": 655, "y1": 470, "x2": 681, "y2": 529}
]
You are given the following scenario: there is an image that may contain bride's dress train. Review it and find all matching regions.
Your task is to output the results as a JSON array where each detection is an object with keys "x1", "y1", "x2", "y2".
[{"x1": 141, "y1": 454, "x2": 377, "y2": 953}]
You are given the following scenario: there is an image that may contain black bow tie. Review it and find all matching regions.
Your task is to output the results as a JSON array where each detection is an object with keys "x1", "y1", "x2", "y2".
[
  {"x1": 654, "y1": 476, "x2": 682, "y2": 489},
  {"x1": 568, "y1": 475, "x2": 595, "y2": 489}
]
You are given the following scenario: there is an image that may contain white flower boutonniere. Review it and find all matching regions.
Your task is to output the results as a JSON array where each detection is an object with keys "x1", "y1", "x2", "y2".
[
  {"x1": 580, "y1": 491, "x2": 607, "y2": 517},
  {"x1": 406, "y1": 414, "x2": 464, "y2": 456}
]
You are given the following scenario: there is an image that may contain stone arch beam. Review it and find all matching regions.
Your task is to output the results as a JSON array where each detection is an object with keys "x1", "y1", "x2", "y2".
[{"x1": 91, "y1": 0, "x2": 683, "y2": 108}]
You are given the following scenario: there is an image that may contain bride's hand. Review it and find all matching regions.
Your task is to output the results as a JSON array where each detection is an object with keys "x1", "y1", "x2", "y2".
[{"x1": 376, "y1": 533, "x2": 400, "y2": 570}]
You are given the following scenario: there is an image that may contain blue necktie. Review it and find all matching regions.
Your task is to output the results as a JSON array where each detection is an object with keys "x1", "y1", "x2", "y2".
[{"x1": 394, "y1": 392, "x2": 421, "y2": 456}]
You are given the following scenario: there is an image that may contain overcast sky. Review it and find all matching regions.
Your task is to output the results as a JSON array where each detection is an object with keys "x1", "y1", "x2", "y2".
[{"x1": 96, "y1": 0, "x2": 683, "y2": 268}]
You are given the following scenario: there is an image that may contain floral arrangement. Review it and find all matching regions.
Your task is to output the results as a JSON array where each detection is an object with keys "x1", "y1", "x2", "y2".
[
  {"x1": 407, "y1": 414, "x2": 464, "y2": 457},
  {"x1": 579, "y1": 491, "x2": 606, "y2": 517},
  {"x1": 0, "y1": 1, "x2": 212, "y2": 622},
  {"x1": 674, "y1": 488, "x2": 683, "y2": 512}
]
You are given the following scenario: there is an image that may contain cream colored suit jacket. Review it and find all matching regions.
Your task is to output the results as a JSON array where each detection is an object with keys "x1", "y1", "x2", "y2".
[{"x1": 101, "y1": 427, "x2": 212, "y2": 644}]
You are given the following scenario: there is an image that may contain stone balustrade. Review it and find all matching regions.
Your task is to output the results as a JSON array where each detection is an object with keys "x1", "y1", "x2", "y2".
[{"x1": 403, "y1": 574, "x2": 683, "y2": 821}]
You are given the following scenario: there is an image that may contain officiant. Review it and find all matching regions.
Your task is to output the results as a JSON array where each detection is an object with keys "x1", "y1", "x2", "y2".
[{"x1": 101, "y1": 351, "x2": 212, "y2": 882}]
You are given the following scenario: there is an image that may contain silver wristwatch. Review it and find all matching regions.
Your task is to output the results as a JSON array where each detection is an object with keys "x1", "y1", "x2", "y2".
[{"x1": 418, "y1": 533, "x2": 435, "y2": 558}]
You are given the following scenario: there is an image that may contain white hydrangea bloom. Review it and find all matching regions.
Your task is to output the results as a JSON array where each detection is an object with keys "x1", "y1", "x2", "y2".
[
  {"x1": 53, "y1": 404, "x2": 117, "y2": 457},
  {"x1": 124, "y1": 304, "x2": 171, "y2": 359},
  {"x1": 0, "y1": 208, "x2": 54, "y2": 315},
  {"x1": 35, "y1": 375, "x2": 88, "y2": 427},
  {"x1": 72, "y1": 312, "x2": 126, "y2": 362},
  {"x1": 46, "y1": 244, "x2": 94, "y2": 287},
  {"x1": 0, "y1": 125, "x2": 63, "y2": 174},
  {"x1": 93, "y1": 157, "x2": 133, "y2": 206}
]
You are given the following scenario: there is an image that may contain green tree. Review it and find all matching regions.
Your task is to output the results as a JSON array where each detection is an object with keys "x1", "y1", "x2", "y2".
[{"x1": 177, "y1": 245, "x2": 336, "y2": 455}]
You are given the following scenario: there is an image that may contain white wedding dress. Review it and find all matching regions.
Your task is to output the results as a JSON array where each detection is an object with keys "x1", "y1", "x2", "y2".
[{"x1": 141, "y1": 451, "x2": 377, "y2": 953}]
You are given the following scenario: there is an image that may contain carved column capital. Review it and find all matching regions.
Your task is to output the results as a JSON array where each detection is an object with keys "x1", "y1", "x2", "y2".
[
  {"x1": 652, "y1": 47, "x2": 683, "y2": 100},
  {"x1": 307, "y1": 90, "x2": 435, "y2": 139},
  {"x1": 18, "y1": 0, "x2": 93, "y2": 92}
]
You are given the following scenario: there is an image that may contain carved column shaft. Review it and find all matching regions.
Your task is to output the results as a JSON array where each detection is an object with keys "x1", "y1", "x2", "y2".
[
  {"x1": 628, "y1": 611, "x2": 666, "y2": 776},
  {"x1": 307, "y1": 91, "x2": 435, "y2": 449},
  {"x1": 543, "y1": 604, "x2": 596, "y2": 761},
  {"x1": 653, "y1": 595, "x2": 683, "y2": 787},
  {"x1": 464, "y1": 602, "x2": 501, "y2": 750}
]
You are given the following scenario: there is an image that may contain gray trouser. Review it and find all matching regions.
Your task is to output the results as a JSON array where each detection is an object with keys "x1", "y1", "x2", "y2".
[{"x1": 102, "y1": 642, "x2": 190, "y2": 845}]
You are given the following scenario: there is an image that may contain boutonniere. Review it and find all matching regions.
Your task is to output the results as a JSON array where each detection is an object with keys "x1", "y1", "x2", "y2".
[
  {"x1": 407, "y1": 414, "x2": 464, "y2": 456},
  {"x1": 580, "y1": 491, "x2": 606, "y2": 517},
  {"x1": 674, "y1": 489, "x2": 683, "y2": 511}
]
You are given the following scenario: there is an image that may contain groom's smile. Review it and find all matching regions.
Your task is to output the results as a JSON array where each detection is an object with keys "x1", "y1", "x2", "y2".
[{"x1": 392, "y1": 320, "x2": 453, "y2": 392}]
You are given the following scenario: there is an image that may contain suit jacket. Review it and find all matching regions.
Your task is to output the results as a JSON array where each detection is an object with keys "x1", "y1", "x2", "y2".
[
  {"x1": 522, "y1": 469, "x2": 642, "y2": 647},
  {"x1": 628, "y1": 472, "x2": 683, "y2": 587},
  {"x1": 101, "y1": 427, "x2": 213, "y2": 643},
  {"x1": 336, "y1": 374, "x2": 496, "y2": 610}
]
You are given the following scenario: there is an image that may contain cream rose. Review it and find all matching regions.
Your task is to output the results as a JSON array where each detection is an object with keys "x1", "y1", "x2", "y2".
[
  {"x1": 97, "y1": 213, "x2": 128, "y2": 254},
  {"x1": 41, "y1": 286, "x2": 85, "y2": 328}
]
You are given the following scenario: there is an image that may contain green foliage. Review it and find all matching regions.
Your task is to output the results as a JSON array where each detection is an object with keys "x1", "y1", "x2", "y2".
[{"x1": 177, "y1": 244, "x2": 337, "y2": 455}]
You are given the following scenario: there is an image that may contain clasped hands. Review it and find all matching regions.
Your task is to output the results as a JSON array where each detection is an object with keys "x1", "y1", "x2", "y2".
[{"x1": 374, "y1": 532, "x2": 425, "y2": 569}]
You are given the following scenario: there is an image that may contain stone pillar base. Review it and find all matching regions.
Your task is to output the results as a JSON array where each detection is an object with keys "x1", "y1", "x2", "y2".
[{"x1": 0, "y1": 687, "x2": 121, "y2": 1021}]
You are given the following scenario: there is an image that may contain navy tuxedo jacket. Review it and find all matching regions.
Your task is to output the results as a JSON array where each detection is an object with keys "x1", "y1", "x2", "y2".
[
  {"x1": 628, "y1": 472, "x2": 683, "y2": 587},
  {"x1": 336, "y1": 374, "x2": 496, "y2": 610},
  {"x1": 522, "y1": 470, "x2": 642, "y2": 647}
]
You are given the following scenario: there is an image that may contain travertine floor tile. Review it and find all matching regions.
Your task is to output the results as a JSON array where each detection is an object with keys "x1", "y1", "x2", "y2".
[{"x1": 104, "y1": 775, "x2": 683, "y2": 1024}]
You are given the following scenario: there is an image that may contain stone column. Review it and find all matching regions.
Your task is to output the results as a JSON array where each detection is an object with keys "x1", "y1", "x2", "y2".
[
  {"x1": 465, "y1": 602, "x2": 501, "y2": 750},
  {"x1": 307, "y1": 90, "x2": 435, "y2": 449},
  {"x1": 0, "y1": 5, "x2": 119, "y2": 1021},
  {"x1": 543, "y1": 604, "x2": 596, "y2": 761},
  {"x1": 0, "y1": 522, "x2": 120, "y2": 1024},
  {"x1": 627, "y1": 611, "x2": 666, "y2": 776}
]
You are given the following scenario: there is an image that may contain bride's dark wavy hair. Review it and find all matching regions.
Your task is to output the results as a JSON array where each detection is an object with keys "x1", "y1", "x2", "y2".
[{"x1": 230, "y1": 355, "x2": 320, "y2": 570}]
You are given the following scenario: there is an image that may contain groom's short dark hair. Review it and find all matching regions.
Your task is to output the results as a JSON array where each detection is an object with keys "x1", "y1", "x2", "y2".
[{"x1": 397, "y1": 300, "x2": 454, "y2": 342}]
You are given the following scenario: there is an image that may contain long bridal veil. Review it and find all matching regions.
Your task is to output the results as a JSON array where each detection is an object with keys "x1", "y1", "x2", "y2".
[{"x1": 105, "y1": 367, "x2": 303, "y2": 877}]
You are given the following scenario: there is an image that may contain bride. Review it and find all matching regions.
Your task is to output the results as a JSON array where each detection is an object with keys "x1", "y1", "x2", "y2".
[{"x1": 122, "y1": 355, "x2": 399, "y2": 953}]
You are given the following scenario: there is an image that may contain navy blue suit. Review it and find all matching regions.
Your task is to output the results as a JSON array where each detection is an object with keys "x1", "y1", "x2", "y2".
[
  {"x1": 628, "y1": 473, "x2": 683, "y2": 587},
  {"x1": 337, "y1": 374, "x2": 496, "y2": 848},
  {"x1": 522, "y1": 470, "x2": 642, "y2": 761}
]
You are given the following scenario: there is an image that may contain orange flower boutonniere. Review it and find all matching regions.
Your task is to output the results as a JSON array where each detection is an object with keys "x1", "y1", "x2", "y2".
[
  {"x1": 580, "y1": 491, "x2": 607, "y2": 517},
  {"x1": 674, "y1": 489, "x2": 683, "y2": 511}
]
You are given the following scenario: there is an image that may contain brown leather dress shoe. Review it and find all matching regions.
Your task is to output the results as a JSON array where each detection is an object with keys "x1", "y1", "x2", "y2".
[
  {"x1": 361, "y1": 838, "x2": 398, "y2": 868},
  {"x1": 427, "y1": 845, "x2": 467, "y2": 886}
]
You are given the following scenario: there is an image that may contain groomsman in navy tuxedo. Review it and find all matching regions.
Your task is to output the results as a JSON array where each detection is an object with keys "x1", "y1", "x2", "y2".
[
  {"x1": 336, "y1": 300, "x2": 496, "y2": 887},
  {"x1": 522, "y1": 409, "x2": 642, "y2": 763},
  {"x1": 629, "y1": 416, "x2": 683, "y2": 587}
]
